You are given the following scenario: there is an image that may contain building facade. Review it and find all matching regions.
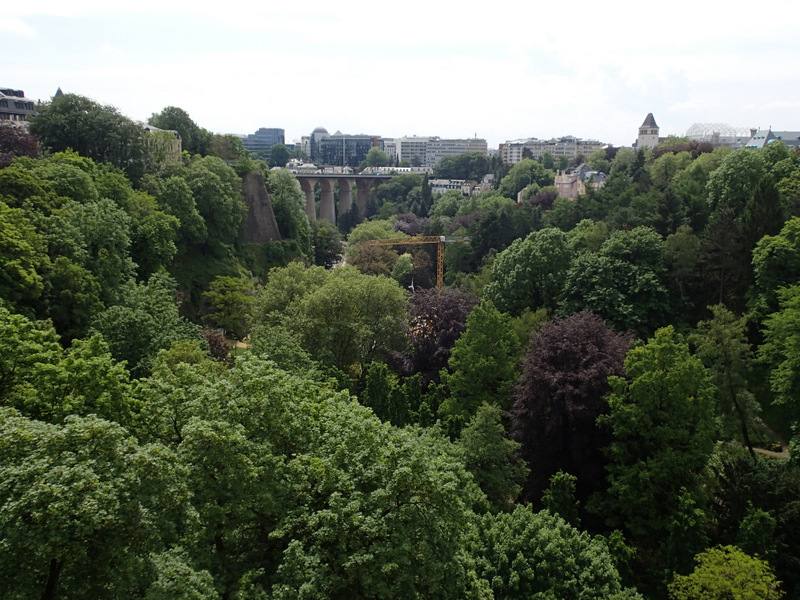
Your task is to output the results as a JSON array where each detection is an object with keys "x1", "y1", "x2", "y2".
[
  {"x1": 318, "y1": 131, "x2": 382, "y2": 167},
  {"x1": 383, "y1": 136, "x2": 488, "y2": 168},
  {"x1": 0, "y1": 88, "x2": 37, "y2": 123},
  {"x1": 636, "y1": 113, "x2": 660, "y2": 150},
  {"x1": 554, "y1": 163, "x2": 608, "y2": 199},
  {"x1": 499, "y1": 136, "x2": 605, "y2": 164},
  {"x1": 429, "y1": 179, "x2": 478, "y2": 196},
  {"x1": 242, "y1": 127, "x2": 285, "y2": 158},
  {"x1": 745, "y1": 128, "x2": 800, "y2": 150},
  {"x1": 140, "y1": 123, "x2": 182, "y2": 163},
  {"x1": 685, "y1": 123, "x2": 752, "y2": 149}
]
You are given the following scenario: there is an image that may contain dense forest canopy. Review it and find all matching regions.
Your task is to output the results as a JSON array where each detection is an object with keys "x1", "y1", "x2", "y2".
[{"x1": 1, "y1": 95, "x2": 799, "y2": 598}]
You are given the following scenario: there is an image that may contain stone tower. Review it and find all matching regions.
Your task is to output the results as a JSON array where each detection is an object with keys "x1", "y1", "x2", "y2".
[{"x1": 637, "y1": 113, "x2": 660, "y2": 150}]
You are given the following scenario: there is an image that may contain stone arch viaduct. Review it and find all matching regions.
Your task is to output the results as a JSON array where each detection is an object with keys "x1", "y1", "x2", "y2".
[{"x1": 293, "y1": 173, "x2": 395, "y2": 223}]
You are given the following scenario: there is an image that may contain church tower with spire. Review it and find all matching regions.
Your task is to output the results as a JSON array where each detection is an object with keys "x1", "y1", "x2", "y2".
[{"x1": 637, "y1": 113, "x2": 660, "y2": 150}]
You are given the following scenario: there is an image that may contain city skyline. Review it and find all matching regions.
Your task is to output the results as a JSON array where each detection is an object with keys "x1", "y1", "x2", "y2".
[{"x1": 4, "y1": 0, "x2": 799, "y2": 149}]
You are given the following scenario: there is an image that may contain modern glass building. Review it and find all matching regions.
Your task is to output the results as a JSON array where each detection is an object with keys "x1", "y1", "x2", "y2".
[
  {"x1": 318, "y1": 132, "x2": 381, "y2": 167},
  {"x1": 242, "y1": 127, "x2": 285, "y2": 158}
]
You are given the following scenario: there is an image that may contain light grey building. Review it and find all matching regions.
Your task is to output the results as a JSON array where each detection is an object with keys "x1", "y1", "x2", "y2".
[
  {"x1": 636, "y1": 113, "x2": 660, "y2": 150},
  {"x1": 383, "y1": 136, "x2": 487, "y2": 168},
  {"x1": 745, "y1": 128, "x2": 800, "y2": 149}
]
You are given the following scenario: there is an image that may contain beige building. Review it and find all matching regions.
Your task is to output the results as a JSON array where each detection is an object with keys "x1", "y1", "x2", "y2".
[{"x1": 554, "y1": 164, "x2": 607, "y2": 199}]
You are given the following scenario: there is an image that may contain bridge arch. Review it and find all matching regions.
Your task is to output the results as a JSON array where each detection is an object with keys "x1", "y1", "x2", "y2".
[{"x1": 293, "y1": 173, "x2": 396, "y2": 224}]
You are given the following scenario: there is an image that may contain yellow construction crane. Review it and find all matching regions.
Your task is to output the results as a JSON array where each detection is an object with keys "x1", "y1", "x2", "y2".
[{"x1": 367, "y1": 235, "x2": 470, "y2": 289}]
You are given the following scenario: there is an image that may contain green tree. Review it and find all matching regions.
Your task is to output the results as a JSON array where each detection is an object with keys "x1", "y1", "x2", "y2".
[
  {"x1": 668, "y1": 545, "x2": 783, "y2": 600},
  {"x1": 311, "y1": 220, "x2": 343, "y2": 268},
  {"x1": 777, "y1": 169, "x2": 800, "y2": 215},
  {"x1": 0, "y1": 409, "x2": 182, "y2": 600},
  {"x1": 91, "y1": 273, "x2": 204, "y2": 377},
  {"x1": 42, "y1": 256, "x2": 104, "y2": 342},
  {"x1": 358, "y1": 361, "x2": 410, "y2": 426},
  {"x1": 16, "y1": 334, "x2": 135, "y2": 426},
  {"x1": 117, "y1": 189, "x2": 180, "y2": 280},
  {"x1": 429, "y1": 189, "x2": 469, "y2": 218},
  {"x1": 144, "y1": 549, "x2": 220, "y2": 600},
  {"x1": 705, "y1": 448, "x2": 800, "y2": 594},
  {"x1": 0, "y1": 305, "x2": 62, "y2": 403},
  {"x1": 736, "y1": 504, "x2": 777, "y2": 561},
  {"x1": 149, "y1": 106, "x2": 212, "y2": 156},
  {"x1": 267, "y1": 143, "x2": 292, "y2": 168},
  {"x1": 483, "y1": 227, "x2": 573, "y2": 316},
  {"x1": 439, "y1": 301, "x2": 521, "y2": 435},
  {"x1": 498, "y1": 158, "x2": 555, "y2": 199},
  {"x1": 139, "y1": 354, "x2": 487, "y2": 598},
  {"x1": 208, "y1": 133, "x2": 246, "y2": 161},
  {"x1": 664, "y1": 225, "x2": 702, "y2": 321},
  {"x1": 560, "y1": 226, "x2": 669, "y2": 338},
  {"x1": 202, "y1": 275, "x2": 255, "y2": 340},
  {"x1": 701, "y1": 150, "x2": 785, "y2": 312},
  {"x1": 58, "y1": 197, "x2": 137, "y2": 304},
  {"x1": 661, "y1": 488, "x2": 711, "y2": 578},
  {"x1": 29, "y1": 93, "x2": 149, "y2": 183},
  {"x1": 759, "y1": 284, "x2": 800, "y2": 454},
  {"x1": 706, "y1": 149, "x2": 767, "y2": 217},
  {"x1": 542, "y1": 471, "x2": 581, "y2": 528},
  {"x1": 597, "y1": 326, "x2": 717, "y2": 539},
  {"x1": 291, "y1": 267, "x2": 408, "y2": 373},
  {"x1": 374, "y1": 174, "x2": 423, "y2": 214},
  {"x1": 184, "y1": 155, "x2": 246, "y2": 245},
  {"x1": 27, "y1": 150, "x2": 99, "y2": 204},
  {"x1": 0, "y1": 163, "x2": 61, "y2": 213},
  {"x1": 0, "y1": 200, "x2": 47, "y2": 314},
  {"x1": 692, "y1": 306, "x2": 763, "y2": 459},
  {"x1": 143, "y1": 175, "x2": 208, "y2": 248},
  {"x1": 458, "y1": 403, "x2": 528, "y2": 511},
  {"x1": 267, "y1": 168, "x2": 312, "y2": 256},
  {"x1": 433, "y1": 152, "x2": 491, "y2": 181},
  {"x1": 750, "y1": 216, "x2": 800, "y2": 322},
  {"x1": 391, "y1": 252, "x2": 414, "y2": 287},
  {"x1": 250, "y1": 264, "x2": 408, "y2": 376},
  {"x1": 468, "y1": 505, "x2": 642, "y2": 600},
  {"x1": 364, "y1": 146, "x2": 391, "y2": 167},
  {"x1": 345, "y1": 220, "x2": 407, "y2": 275}
]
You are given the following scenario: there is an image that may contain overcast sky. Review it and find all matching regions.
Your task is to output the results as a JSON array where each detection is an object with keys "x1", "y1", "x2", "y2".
[{"x1": 4, "y1": 0, "x2": 799, "y2": 149}]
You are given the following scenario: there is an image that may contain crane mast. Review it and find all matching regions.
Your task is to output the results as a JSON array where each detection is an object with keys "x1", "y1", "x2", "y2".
[{"x1": 367, "y1": 236, "x2": 470, "y2": 289}]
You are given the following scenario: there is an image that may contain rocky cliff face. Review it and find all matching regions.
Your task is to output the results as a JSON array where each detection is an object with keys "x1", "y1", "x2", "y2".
[{"x1": 240, "y1": 171, "x2": 281, "y2": 243}]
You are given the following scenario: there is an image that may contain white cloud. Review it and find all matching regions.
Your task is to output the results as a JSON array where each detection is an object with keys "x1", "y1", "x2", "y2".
[{"x1": 0, "y1": 17, "x2": 36, "y2": 37}]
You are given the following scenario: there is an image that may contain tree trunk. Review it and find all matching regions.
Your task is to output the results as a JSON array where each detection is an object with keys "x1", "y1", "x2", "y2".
[{"x1": 42, "y1": 558, "x2": 63, "y2": 600}]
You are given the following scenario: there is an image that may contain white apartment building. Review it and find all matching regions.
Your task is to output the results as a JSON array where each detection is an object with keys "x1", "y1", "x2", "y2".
[
  {"x1": 499, "y1": 136, "x2": 605, "y2": 164},
  {"x1": 429, "y1": 179, "x2": 478, "y2": 196},
  {"x1": 383, "y1": 136, "x2": 488, "y2": 168}
]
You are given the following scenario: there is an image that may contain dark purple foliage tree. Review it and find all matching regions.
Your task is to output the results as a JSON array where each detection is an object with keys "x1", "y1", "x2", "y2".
[
  {"x1": 394, "y1": 213, "x2": 428, "y2": 236},
  {"x1": 399, "y1": 287, "x2": 477, "y2": 385},
  {"x1": 0, "y1": 122, "x2": 39, "y2": 168},
  {"x1": 509, "y1": 312, "x2": 633, "y2": 516}
]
